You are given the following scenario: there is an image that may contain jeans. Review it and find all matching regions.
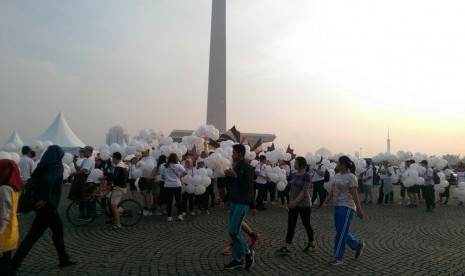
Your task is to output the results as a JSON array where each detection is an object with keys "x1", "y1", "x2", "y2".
[
  {"x1": 311, "y1": 180, "x2": 327, "y2": 207},
  {"x1": 285, "y1": 206, "x2": 314, "y2": 244},
  {"x1": 229, "y1": 202, "x2": 250, "y2": 260},
  {"x1": 165, "y1": 187, "x2": 182, "y2": 217},
  {"x1": 333, "y1": 206, "x2": 361, "y2": 259},
  {"x1": 11, "y1": 205, "x2": 69, "y2": 269}
]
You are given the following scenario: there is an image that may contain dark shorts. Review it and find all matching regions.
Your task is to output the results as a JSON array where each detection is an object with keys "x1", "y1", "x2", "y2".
[
  {"x1": 407, "y1": 185, "x2": 420, "y2": 193},
  {"x1": 128, "y1": 179, "x2": 136, "y2": 191},
  {"x1": 138, "y1": 177, "x2": 149, "y2": 194}
]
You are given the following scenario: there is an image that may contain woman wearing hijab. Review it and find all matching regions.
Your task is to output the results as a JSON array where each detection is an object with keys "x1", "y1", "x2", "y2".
[
  {"x1": 11, "y1": 145, "x2": 76, "y2": 272},
  {"x1": 0, "y1": 159, "x2": 24, "y2": 275}
]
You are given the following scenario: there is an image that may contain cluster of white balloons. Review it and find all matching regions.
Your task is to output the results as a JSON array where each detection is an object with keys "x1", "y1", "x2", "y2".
[
  {"x1": 193, "y1": 125, "x2": 220, "y2": 141},
  {"x1": 181, "y1": 168, "x2": 213, "y2": 195},
  {"x1": 452, "y1": 182, "x2": 465, "y2": 202}
]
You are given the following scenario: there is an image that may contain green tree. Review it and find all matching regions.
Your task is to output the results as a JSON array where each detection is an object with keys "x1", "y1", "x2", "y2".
[{"x1": 443, "y1": 154, "x2": 461, "y2": 166}]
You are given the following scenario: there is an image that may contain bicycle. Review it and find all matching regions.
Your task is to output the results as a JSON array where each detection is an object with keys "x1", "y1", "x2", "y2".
[{"x1": 66, "y1": 185, "x2": 143, "y2": 227}]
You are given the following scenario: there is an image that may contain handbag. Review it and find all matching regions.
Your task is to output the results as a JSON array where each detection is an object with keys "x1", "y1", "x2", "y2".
[{"x1": 18, "y1": 177, "x2": 37, "y2": 213}]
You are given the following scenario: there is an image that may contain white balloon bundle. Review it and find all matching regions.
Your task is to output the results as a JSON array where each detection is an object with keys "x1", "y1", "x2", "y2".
[
  {"x1": 89, "y1": 169, "x2": 104, "y2": 183},
  {"x1": 269, "y1": 166, "x2": 288, "y2": 191},
  {"x1": 193, "y1": 125, "x2": 220, "y2": 141},
  {"x1": 63, "y1": 164, "x2": 71, "y2": 179},
  {"x1": 401, "y1": 164, "x2": 424, "y2": 187},
  {"x1": 204, "y1": 152, "x2": 231, "y2": 177},
  {"x1": 9, "y1": 152, "x2": 20, "y2": 164},
  {"x1": 100, "y1": 149, "x2": 111, "y2": 161},
  {"x1": 451, "y1": 182, "x2": 465, "y2": 202},
  {"x1": 0, "y1": 151, "x2": 12, "y2": 160},
  {"x1": 434, "y1": 172, "x2": 449, "y2": 193},
  {"x1": 372, "y1": 152, "x2": 399, "y2": 164},
  {"x1": 181, "y1": 170, "x2": 211, "y2": 195},
  {"x1": 30, "y1": 140, "x2": 44, "y2": 152},
  {"x1": 62, "y1": 152, "x2": 74, "y2": 165}
]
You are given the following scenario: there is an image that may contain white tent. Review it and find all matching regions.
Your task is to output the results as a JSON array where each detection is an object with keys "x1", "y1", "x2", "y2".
[
  {"x1": 27, "y1": 112, "x2": 85, "y2": 148},
  {"x1": 4, "y1": 130, "x2": 24, "y2": 148}
]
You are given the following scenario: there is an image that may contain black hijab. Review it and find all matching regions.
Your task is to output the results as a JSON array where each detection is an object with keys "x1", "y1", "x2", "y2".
[{"x1": 32, "y1": 145, "x2": 64, "y2": 177}]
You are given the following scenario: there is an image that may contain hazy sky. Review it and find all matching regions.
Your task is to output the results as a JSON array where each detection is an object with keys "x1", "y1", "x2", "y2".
[{"x1": 1, "y1": 0, "x2": 464, "y2": 157}]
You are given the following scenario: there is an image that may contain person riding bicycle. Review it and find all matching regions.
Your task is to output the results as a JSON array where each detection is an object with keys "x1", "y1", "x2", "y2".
[{"x1": 99, "y1": 152, "x2": 128, "y2": 230}]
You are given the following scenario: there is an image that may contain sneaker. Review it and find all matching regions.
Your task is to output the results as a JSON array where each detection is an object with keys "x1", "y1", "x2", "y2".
[
  {"x1": 206, "y1": 210, "x2": 210, "y2": 215},
  {"x1": 426, "y1": 208, "x2": 433, "y2": 212},
  {"x1": 224, "y1": 259, "x2": 243, "y2": 270},
  {"x1": 182, "y1": 212, "x2": 186, "y2": 216},
  {"x1": 146, "y1": 211, "x2": 153, "y2": 216},
  {"x1": 355, "y1": 242, "x2": 365, "y2": 259},
  {"x1": 249, "y1": 233, "x2": 261, "y2": 249},
  {"x1": 275, "y1": 246, "x2": 291, "y2": 255},
  {"x1": 190, "y1": 211, "x2": 196, "y2": 216},
  {"x1": 83, "y1": 217, "x2": 93, "y2": 222},
  {"x1": 59, "y1": 260, "x2": 77, "y2": 268},
  {"x1": 329, "y1": 258, "x2": 344, "y2": 266},
  {"x1": 196, "y1": 210, "x2": 202, "y2": 215},
  {"x1": 153, "y1": 211, "x2": 163, "y2": 216},
  {"x1": 177, "y1": 214, "x2": 184, "y2": 221},
  {"x1": 222, "y1": 241, "x2": 233, "y2": 255},
  {"x1": 167, "y1": 217, "x2": 173, "y2": 222},
  {"x1": 245, "y1": 250, "x2": 255, "y2": 271},
  {"x1": 303, "y1": 242, "x2": 316, "y2": 253}
]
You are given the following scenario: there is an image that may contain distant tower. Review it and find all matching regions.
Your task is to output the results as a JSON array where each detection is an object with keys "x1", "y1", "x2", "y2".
[
  {"x1": 206, "y1": 0, "x2": 227, "y2": 133},
  {"x1": 387, "y1": 128, "x2": 391, "y2": 153}
]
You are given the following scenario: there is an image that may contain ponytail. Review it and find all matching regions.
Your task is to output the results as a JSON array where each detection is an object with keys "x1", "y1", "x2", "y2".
[{"x1": 338, "y1": 156, "x2": 356, "y2": 175}]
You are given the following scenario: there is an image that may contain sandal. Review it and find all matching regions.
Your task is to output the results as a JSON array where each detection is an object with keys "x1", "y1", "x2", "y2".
[{"x1": 109, "y1": 224, "x2": 123, "y2": 230}]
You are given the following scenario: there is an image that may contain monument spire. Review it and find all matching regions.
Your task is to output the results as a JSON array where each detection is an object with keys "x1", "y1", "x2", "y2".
[{"x1": 206, "y1": 0, "x2": 227, "y2": 133}]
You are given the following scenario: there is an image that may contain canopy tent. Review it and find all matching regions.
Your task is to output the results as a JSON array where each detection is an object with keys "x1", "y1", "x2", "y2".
[
  {"x1": 3, "y1": 130, "x2": 24, "y2": 148},
  {"x1": 26, "y1": 112, "x2": 85, "y2": 148}
]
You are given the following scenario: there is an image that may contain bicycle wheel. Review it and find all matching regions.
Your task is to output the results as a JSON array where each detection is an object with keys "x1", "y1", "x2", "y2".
[
  {"x1": 118, "y1": 199, "x2": 143, "y2": 226},
  {"x1": 66, "y1": 199, "x2": 97, "y2": 226}
]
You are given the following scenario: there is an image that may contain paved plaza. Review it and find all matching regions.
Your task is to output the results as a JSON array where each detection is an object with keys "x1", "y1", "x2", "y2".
[{"x1": 14, "y1": 186, "x2": 465, "y2": 275}]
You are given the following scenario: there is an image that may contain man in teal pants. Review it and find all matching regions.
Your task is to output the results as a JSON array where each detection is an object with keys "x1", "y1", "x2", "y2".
[{"x1": 221, "y1": 144, "x2": 256, "y2": 271}]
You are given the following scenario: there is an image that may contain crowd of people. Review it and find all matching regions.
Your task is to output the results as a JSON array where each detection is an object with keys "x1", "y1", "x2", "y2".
[{"x1": 1, "y1": 142, "x2": 464, "y2": 274}]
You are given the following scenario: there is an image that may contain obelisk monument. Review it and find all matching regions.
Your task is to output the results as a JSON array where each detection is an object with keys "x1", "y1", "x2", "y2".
[{"x1": 206, "y1": 0, "x2": 226, "y2": 133}]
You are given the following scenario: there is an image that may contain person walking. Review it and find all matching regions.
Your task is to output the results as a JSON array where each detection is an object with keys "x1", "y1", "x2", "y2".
[
  {"x1": 275, "y1": 157, "x2": 316, "y2": 255},
  {"x1": 221, "y1": 144, "x2": 255, "y2": 271},
  {"x1": 323, "y1": 156, "x2": 364, "y2": 266},
  {"x1": 312, "y1": 157, "x2": 327, "y2": 208},
  {"x1": 11, "y1": 145, "x2": 76, "y2": 272},
  {"x1": 0, "y1": 160, "x2": 24, "y2": 275}
]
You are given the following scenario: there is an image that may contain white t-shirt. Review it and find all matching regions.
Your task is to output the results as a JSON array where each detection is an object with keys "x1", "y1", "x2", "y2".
[
  {"x1": 160, "y1": 163, "x2": 185, "y2": 188},
  {"x1": 362, "y1": 167, "x2": 373, "y2": 186},
  {"x1": 255, "y1": 163, "x2": 267, "y2": 184},
  {"x1": 313, "y1": 164, "x2": 326, "y2": 182},
  {"x1": 81, "y1": 156, "x2": 95, "y2": 182},
  {"x1": 185, "y1": 168, "x2": 198, "y2": 177},
  {"x1": 18, "y1": 156, "x2": 34, "y2": 181},
  {"x1": 330, "y1": 173, "x2": 359, "y2": 211}
]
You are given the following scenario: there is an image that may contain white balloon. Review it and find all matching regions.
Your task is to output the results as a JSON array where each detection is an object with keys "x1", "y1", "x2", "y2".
[
  {"x1": 10, "y1": 152, "x2": 20, "y2": 163},
  {"x1": 251, "y1": 160, "x2": 259, "y2": 167},
  {"x1": 63, "y1": 164, "x2": 71, "y2": 179},
  {"x1": 62, "y1": 152, "x2": 74, "y2": 165},
  {"x1": 201, "y1": 176, "x2": 211, "y2": 187},
  {"x1": 0, "y1": 151, "x2": 12, "y2": 160},
  {"x1": 186, "y1": 184, "x2": 195, "y2": 194},
  {"x1": 194, "y1": 184, "x2": 206, "y2": 195},
  {"x1": 31, "y1": 140, "x2": 43, "y2": 152},
  {"x1": 132, "y1": 168, "x2": 143, "y2": 179},
  {"x1": 277, "y1": 182, "x2": 286, "y2": 191},
  {"x1": 110, "y1": 143, "x2": 121, "y2": 154},
  {"x1": 100, "y1": 149, "x2": 111, "y2": 161},
  {"x1": 89, "y1": 169, "x2": 104, "y2": 183},
  {"x1": 99, "y1": 144, "x2": 110, "y2": 152}
]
